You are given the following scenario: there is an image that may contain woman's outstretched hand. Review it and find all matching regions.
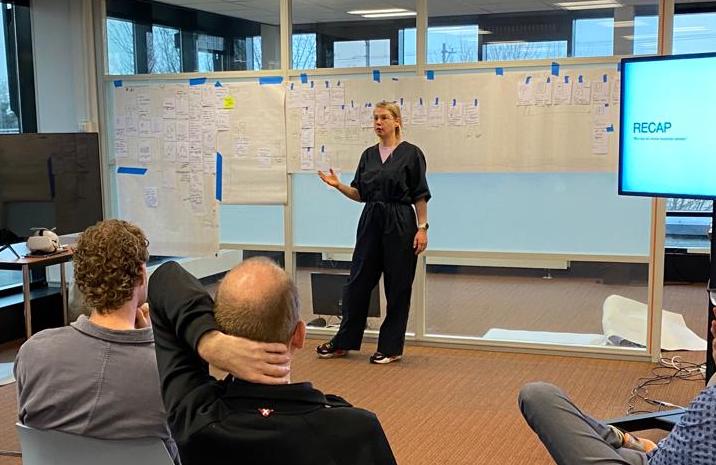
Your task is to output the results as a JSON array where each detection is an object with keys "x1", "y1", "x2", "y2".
[{"x1": 318, "y1": 168, "x2": 340, "y2": 188}]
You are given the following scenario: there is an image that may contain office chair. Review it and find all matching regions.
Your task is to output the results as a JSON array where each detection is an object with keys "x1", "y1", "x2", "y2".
[{"x1": 16, "y1": 423, "x2": 174, "y2": 465}]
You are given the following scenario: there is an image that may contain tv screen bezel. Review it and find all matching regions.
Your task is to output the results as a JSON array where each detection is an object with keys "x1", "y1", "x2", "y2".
[{"x1": 618, "y1": 51, "x2": 716, "y2": 201}]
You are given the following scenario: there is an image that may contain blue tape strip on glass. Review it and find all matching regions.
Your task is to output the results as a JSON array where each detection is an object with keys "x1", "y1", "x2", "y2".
[
  {"x1": 189, "y1": 77, "x2": 207, "y2": 86},
  {"x1": 259, "y1": 76, "x2": 283, "y2": 85},
  {"x1": 495, "y1": 67, "x2": 504, "y2": 76},
  {"x1": 426, "y1": 70, "x2": 435, "y2": 80},
  {"x1": 373, "y1": 70, "x2": 380, "y2": 82},
  {"x1": 117, "y1": 167, "x2": 147, "y2": 175},
  {"x1": 113, "y1": 80, "x2": 123, "y2": 88},
  {"x1": 300, "y1": 73, "x2": 308, "y2": 83},
  {"x1": 216, "y1": 152, "x2": 223, "y2": 201},
  {"x1": 551, "y1": 62, "x2": 559, "y2": 76}
]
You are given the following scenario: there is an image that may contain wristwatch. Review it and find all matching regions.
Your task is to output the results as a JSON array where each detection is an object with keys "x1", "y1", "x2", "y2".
[{"x1": 418, "y1": 222, "x2": 429, "y2": 230}]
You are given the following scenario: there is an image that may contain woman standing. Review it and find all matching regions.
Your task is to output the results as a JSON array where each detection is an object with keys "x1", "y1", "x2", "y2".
[{"x1": 316, "y1": 100, "x2": 431, "y2": 364}]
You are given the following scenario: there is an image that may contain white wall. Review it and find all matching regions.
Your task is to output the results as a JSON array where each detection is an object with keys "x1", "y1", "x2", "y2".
[{"x1": 31, "y1": 0, "x2": 99, "y2": 132}]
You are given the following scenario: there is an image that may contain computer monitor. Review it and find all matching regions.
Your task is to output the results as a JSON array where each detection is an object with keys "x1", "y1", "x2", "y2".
[
  {"x1": 310, "y1": 272, "x2": 380, "y2": 318},
  {"x1": 0, "y1": 133, "x2": 103, "y2": 241},
  {"x1": 619, "y1": 52, "x2": 716, "y2": 199}
]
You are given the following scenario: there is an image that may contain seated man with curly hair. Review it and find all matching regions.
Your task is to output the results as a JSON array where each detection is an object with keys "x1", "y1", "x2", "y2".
[{"x1": 14, "y1": 220, "x2": 291, "y2": 460}]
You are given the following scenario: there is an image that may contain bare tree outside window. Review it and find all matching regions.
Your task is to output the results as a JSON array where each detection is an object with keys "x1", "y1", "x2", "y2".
[
  {"x1": 292, "y1": 33, "x2": 316, "y2": 69},
  {"x1": 148, "y1": 25, "x2": 181, "y2": 73},
  {"x1": 107, "y1": 18, "x2": 135, "y2": 75}
]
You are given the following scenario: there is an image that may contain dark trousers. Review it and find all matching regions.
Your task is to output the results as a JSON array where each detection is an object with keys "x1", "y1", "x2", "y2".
[
  {"x1": 519, "y1": 382, "x2": 648, "y2": 465},
  {"x1": 333, "y1": 202, "x2": 418, "y2": 356}
]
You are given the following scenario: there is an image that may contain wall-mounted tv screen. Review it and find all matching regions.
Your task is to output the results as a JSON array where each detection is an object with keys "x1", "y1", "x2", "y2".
[
  {"x1": 619, "y1": 52, "x2": 716, "y2": 200},
  {"x1": 0, "y1": 133, "x2": 103, "y2": 243}
]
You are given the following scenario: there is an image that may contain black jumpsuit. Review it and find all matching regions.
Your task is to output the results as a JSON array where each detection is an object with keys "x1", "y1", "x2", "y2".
[{"x1": 332, "y1": 141, "x2": 431, "y2": 356}]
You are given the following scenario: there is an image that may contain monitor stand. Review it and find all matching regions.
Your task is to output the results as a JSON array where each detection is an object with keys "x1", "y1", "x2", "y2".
[{"x1": 0, "y1": 243, "x2": 20, "y2": 259}]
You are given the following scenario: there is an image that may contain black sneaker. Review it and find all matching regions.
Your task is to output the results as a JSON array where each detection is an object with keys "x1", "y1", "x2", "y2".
[
  {"x1": 369, "y1": 352, "x2": 402, "y2": 364},
  {"x1": 316, "y1": 341, "x2": 347, "y2": 359}
]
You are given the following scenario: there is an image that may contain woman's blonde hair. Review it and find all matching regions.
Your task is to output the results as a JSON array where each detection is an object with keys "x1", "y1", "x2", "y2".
[{"x1": 375, "y1": 100, "x2": 402, "y2": 137}]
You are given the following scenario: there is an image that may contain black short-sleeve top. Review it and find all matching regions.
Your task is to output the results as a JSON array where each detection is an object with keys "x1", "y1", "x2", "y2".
[{"x1": 350, "y1": 141, "x2": 431, "y2": 205}]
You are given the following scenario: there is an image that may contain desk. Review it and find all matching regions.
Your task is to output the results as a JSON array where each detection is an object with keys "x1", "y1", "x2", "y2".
[{"x1": 0, "y1": 243, "x2": 73, "y2": 339}]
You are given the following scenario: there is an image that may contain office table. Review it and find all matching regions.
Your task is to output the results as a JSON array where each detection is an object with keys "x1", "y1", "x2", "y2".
[{"x1": 0, "y1": 243, "x2": 73, "y2": 339}]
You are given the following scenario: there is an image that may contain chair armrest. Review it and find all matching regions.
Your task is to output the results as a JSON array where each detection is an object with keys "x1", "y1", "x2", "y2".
[{"x1": 605, "y1": 408, "x2": 686, "y2": 432}]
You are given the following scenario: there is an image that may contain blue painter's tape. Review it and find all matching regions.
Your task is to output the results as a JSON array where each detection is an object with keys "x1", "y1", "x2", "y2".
[
  {"x1": 113, "y1": 80, "x2": 123, "y2": 88},
  {"x1": 372, "y1": 70, "x2": 380, "y2": 82},
  {"x1": 259, "y1": 76, "x2": 283, "y2": 85},
  {"x1": 603, "y1": 74, "x2": 608, "y2": 83},
  {"x1": 495, "y1": 67, "x2": 504, "y2": 76},
  {"x1": 606, "y1": 125, "x2": 614, "y2": 133},
  {"x1": 300, "y1": 73, "x2": 308, "y2": 84},
  {"x1": 117, "y1": 166, "x2": 147, "y2": 175},
  {"x1": 551, "y1": 62, "x2": 559, "y2": 76},
  {"x1": 426, "y1": 70, "x2": 435, "y2": 80},
  {"x1": 215, "y1": 81, "x2": 223, "y2": 87},
  {"x1": 189, "y1": 77, "x2": 207, "y2": 86},
  {"x1": 216, "y1": 153, "x2": 223, "y2": 201}
]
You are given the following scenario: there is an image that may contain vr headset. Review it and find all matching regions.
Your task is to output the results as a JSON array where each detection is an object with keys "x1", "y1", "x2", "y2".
[{"x1": 26, "y1": 228, "x2": 60, "y2": 254}]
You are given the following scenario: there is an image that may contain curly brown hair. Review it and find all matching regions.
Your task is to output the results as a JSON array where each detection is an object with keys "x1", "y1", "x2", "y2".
[{"x1": 74, "y1": 220, "x2": 149, "y2": 314}]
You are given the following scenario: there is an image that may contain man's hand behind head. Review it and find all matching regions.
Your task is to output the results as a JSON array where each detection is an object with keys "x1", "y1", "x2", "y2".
[
  {"x1": 198, "y1": 330, "x2": 290, "y2": 384},
  {"x1": 135, "y1": 303, "x2": 151, "y2": 329}
]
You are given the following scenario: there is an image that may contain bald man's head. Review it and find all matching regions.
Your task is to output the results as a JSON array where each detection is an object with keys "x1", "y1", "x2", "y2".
[{"x1": 214, "y1": 257, "x2": 300, "y2": 344}]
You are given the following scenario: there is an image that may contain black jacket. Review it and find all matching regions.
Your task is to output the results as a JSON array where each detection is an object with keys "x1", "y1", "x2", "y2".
[{"x1": 148, "y1": 261, "x2": 397, "y2": 465}]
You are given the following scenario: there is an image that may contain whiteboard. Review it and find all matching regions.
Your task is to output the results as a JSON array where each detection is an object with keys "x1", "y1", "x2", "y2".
[{"x1": 286, "y1": 67, "x2": 620, "y2": 173}]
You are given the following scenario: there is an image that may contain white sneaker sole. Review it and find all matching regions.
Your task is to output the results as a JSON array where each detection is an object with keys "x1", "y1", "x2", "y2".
[{"x1": 371, "y1": 355, "x2": 402, "y2": 364}]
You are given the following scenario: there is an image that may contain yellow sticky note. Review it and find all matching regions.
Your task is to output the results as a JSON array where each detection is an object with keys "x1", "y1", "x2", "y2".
[{"x1": 223, "y1": 96, "x2": 236, "y2": 109}]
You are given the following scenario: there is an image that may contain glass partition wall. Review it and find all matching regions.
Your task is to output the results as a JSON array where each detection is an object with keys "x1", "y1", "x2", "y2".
[{"x1": 100, "y1": 0, "x2": 680, "y2": 362}]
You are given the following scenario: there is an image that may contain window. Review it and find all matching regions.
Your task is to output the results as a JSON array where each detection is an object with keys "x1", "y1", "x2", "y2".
[
  {"x1": 483, "y1": 41, "x2": 568, "y2": 61},
  {"x1": 333, "y1": 39, "x2": 390, "y2": 68},
  {"x1": 148, "y1": 25, "x2": 181, "y2": 73},
  {"x1": 427, "y1": 25, "x2": 479, "y2": 64},
  {"x1": 663, "y1": 6, "x2": 716, "y2": 248},
  {"x1": 674, "y1": 11, "x2": 716, "y2": 54},
  {"x1": 292, "y1": 1, "x2": 416, "y2": 69},
  {"x1": 292, "y1": 33, "x2": 317, "y2": 69},
  {"x1": 196, "y1": 34, "x2": 221, "y2": 72},
  {"x1": 106, "y1": 0, "x2": 280, "y2": 75},
  {"x1": 573, "y1": 18, "x2": 614, "y2": 57},
  {"x1": 106, "y1": 18, "x2": 134, "y2": 75},
  {"x1": 0, "y1": 1, "x2": 34, "y2": 132}
]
